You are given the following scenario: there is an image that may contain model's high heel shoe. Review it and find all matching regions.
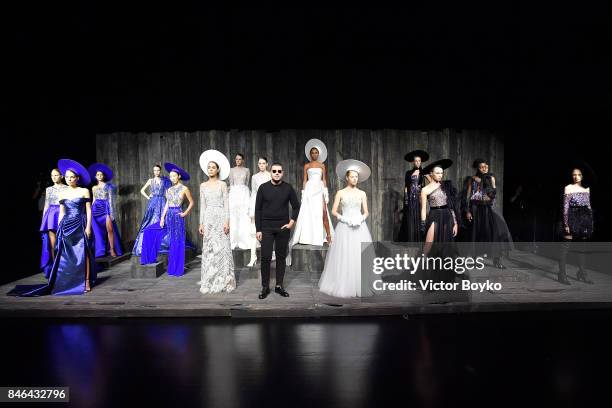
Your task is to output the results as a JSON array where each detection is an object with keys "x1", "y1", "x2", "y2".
[{"x1": 576, "y1": 269, "x2": 593, "y2": 284}]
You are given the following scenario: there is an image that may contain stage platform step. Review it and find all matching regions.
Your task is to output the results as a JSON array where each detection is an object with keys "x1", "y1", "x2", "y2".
[
  {"x1": 3, "y1": 249, "x2": 611, "y2": 318},
  {"x1": 131, "y1": 262, "x2": 165, "y2": 279},
  {"x1": 95, "y1": 253, "x2": 131, "y2": 269},
  {"x1": 130, "y1": 249, "x2": 197, "y2": 278},
  {"x1": 289, "y1": 244, "x2": 328, "y2": 274}
]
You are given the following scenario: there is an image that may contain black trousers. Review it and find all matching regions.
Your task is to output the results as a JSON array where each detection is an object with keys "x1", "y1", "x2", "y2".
[{"x1": 260, "y1": 227, "x2": 290, "y2": 287}]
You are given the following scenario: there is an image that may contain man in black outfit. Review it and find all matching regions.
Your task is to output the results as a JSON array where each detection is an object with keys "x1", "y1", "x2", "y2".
[{"x1": 255, "y1": 162, "x2": 300, "y2": 299}]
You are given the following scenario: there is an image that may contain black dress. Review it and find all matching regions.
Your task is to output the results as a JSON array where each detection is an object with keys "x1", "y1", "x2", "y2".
[
  {"x1": 467, "y1": 174, "x2": 513, "y2": 258},
  {"x1": 398, "y1": 169, "x2": 423, "y2": 242}
]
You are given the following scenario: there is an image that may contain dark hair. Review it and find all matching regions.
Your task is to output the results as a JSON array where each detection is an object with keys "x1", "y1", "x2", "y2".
[
  {"x1": 51, "y1": 168, "x2": 66, "y2": 185},
  {"x1": 236, "y1": 153, "x2": 245, "y2": 160},
  {"x1": 208, "y1": 161, "x2": 219, "y2": 170},
  {"x1": 95, "y1": 170, "x2": 107, "y2": 182},
  {"x1": 571, "y1": 168, "x2": 587, "y2": 185},
  {"x1": 310, "y1": 147, "x2": 319, "y2": 154},
  {"x1": 346, "y1": 169, "x2": 359, "y2": 178},
  {"x1": 258, "y1": 156, "x2": 268, "y2": 163},
  {"x1": 153, "y1": 164, "x2": 162, "y2": 170},
  {"x1": 270, "y1": 162, "x2": 283, "y2": 169}
]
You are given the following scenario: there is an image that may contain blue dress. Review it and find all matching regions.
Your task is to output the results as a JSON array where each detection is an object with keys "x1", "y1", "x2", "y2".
[
  {"x1": 132, "y1": 176, "x2": 171, "y2": 256},
  {"x1": 141, "y1": 184, "x2": 193, "y2": 276},
  {"x1": 9, "y1": 197, "x2": 96, "y2": 296},
  {"x1": 40, "y1": 184, "x2": 69, "y2": 278},
  {"x1": 91, "y1": 183, "x2": 124, "y2": 258}
]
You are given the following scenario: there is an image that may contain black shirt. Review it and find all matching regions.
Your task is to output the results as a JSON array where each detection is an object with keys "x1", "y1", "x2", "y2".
[{"x1": 255, "y1": 181, "x2": 300, "y2": 231}]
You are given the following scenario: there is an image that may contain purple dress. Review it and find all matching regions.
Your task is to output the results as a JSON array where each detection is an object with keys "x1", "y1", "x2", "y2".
[
  {"x1": 562, "y1": 191, "x2": 593, "y2": 239},
  {"x1": 141, "y1": 184, "x2": 189, "y2": 276},
  {"x1": 40, "y1": 184, "x2": 69, "y2": 278},
  {"x1": 10, "y1": 197, "x2": 96, "y2": 296},
  {"x1": 91, "y1": 183, "x2": 123, "y2": 258},
  {"x1": 132, "y1": 176, "x2": 171, "y2": 256}
]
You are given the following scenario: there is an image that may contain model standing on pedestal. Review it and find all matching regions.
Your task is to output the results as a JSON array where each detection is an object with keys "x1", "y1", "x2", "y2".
[
  {"x1": 319, "y1": 160, "x2": 374, "y2": 298},
  {"x1": 40, "y1": 168, "x2": 69, "y2": 278},
  {"x1": 289, "y1": 139, "x2": 334, "y2": 257},
  {"x1": 420, "y1": 160, "x2": 458, "y2": 252},
  {"x1": 465, "y1": 159, "x2": 513, "y2": 268},
  {"x1": 558, "y1": 164, "x2": 595, "y2": 285},
  {"x1": 228, "y1": 153, "x2": 251, "y2": 250},
  {"x1": 398, "y1": 150, "x2": 428, "y2": 242},
  {"x1": 132, "y1": 164, "x2": 171, "y2": 256},
  {"x1": 9, "y1": 159, "x2": 95, "y2": 296},
  {"x1": 198, "y1": 150, "x2": 236, "y2": 294},
  {"x1": 247, "y1": 157, "x2": 272, "y2": 267},
  {"x1": 255, "y1": 162, "x2": 300, "y2": 299},
  {"x1": 141, "y1": 162, "x2": 194, "y2": 277},
  {"x1": 89, "y1": 163, "x2": 123, "y2": 258}
]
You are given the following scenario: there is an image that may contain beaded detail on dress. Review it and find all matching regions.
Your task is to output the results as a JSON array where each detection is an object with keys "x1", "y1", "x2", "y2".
[
  {"x1": 229, "y1": 167, "x2": 250, "y2": 187},
  {"x1": 563, "y1": 191, "x2": 591, "y2": 227},
  {"x1": 45, "y1": 185, "x2": 69, "y2": 206},
  {"x1": 166, "y1": 184, "x2": 186, "y2": 207}
]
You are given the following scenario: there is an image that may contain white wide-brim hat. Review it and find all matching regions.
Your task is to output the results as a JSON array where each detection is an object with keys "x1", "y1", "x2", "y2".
[
  {"x1": 336, "y1": 159, "x2": 371, "y2": 183},
  {"x1": 305, "y1": 138, "x2": 328, "y2": 163},
  {"x1": 199, "y1": 149, "x2": 231, "y2": 181}
]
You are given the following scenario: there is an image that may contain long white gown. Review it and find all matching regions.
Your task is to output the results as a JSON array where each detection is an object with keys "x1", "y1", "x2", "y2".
[
  {"x1": 318, "y1": 191, "x2": 374, "y2": 298},
  {"x1": 228, "y1": 166, "x2": 251, "y2": 249},
  {"x1": 248, "y1": 171, "x2": 272, "y2": 247},
  {"x1": 199, "y1": 182, "x2": 236, "y2": 294},
  {"x1": 290, "y1": 167, "x2": 334, "y2": 247}
]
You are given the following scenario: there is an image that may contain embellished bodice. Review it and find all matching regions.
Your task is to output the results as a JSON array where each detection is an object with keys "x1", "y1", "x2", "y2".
[
  {"x1": 470, "y1": 175, "x2": 495, "y2": 203},
  {"x1": 428, "y1": 186, "x2": 449, "y2": 207},
  {"x1": 93, "y1": 184, "x2": 113, "y2": 200},
  {"x1": 92, "y1": 183, "x2": 117, "y2": 219},
  {"x1": 563, "y1": 191, "x2": 591, "y2": 226},
  {"x1": 200, "y1": 182, "x2": 229, "y2": 224},
  {"x1": 150, "y1": 177, "x2": 170, "y2": 197},
  {"x1": 45, "y1": 185, "x2": 69, "y2": 206},
  {"x1": 470, "y1": 178, "x2": 484, "y2": 201},
  {"x1": 340, "y1": 193, "x2": 363, "y2": 218},
  {"x1": 407, "y1": 174, "x2": 421, "y2": 200},
  {"x1": 251, "y1": 171, "x2": 271, "y2": 194},
  {"x1": 429, "y1": 185, "x2": 457, "y2": 223},
  {"x1": 166, "y1": 184, "x2": 186, "y2": 207},
  {"x1": 229, "y1": 167, "x2": 250, "y2": 187}
]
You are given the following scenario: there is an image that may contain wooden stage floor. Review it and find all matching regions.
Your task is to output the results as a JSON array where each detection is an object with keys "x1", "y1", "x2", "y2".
[{"x1": 2, "y1": 245, "x2": 611, "y2": 318}]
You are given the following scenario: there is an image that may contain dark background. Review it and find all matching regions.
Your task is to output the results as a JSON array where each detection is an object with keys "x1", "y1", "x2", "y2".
[{"x1": 9, "y1": 3, "x2": 609, "y2": 284}]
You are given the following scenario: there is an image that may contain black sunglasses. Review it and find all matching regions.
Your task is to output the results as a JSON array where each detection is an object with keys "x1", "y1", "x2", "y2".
[{"x1": 271, "y1": 169, "x2": 283, "y2": 174}]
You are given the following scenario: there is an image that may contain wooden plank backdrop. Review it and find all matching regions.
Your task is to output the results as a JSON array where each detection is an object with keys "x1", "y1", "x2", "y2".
[{"x1": 96, "y1": 129, "x2": 504, "y2": 250}]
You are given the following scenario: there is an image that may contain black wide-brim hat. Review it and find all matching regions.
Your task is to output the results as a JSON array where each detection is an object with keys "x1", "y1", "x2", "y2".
[
  {"x1": 164, "y1": 162, "x2": 191, "y2": 181},
  {"x1": 422, "y1": 159, "x2": 453, "y2": 174},
  {"x1": 404, "y1": 150, "x2": 430, "y2": 162},
  {"x1": 88, "y1": 162, "x2": 114, "y2": 182},
  {"x1": 58, "y1": 158, "x2": 91, "y2": 185}
]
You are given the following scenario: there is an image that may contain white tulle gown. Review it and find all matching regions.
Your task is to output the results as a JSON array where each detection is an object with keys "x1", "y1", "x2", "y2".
[
  {"x1": 318, "y1": 191, "x2": 374, "y2": 298},
  {"x1": 290, "y1": 167, "x2": 334, "y2": 247},
  {"x1": 248, "y1": 171, "x2": 271, "y2": 250},
  {"x1": 228, "y1": 166, "x2": 251, "y2": 249}
]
